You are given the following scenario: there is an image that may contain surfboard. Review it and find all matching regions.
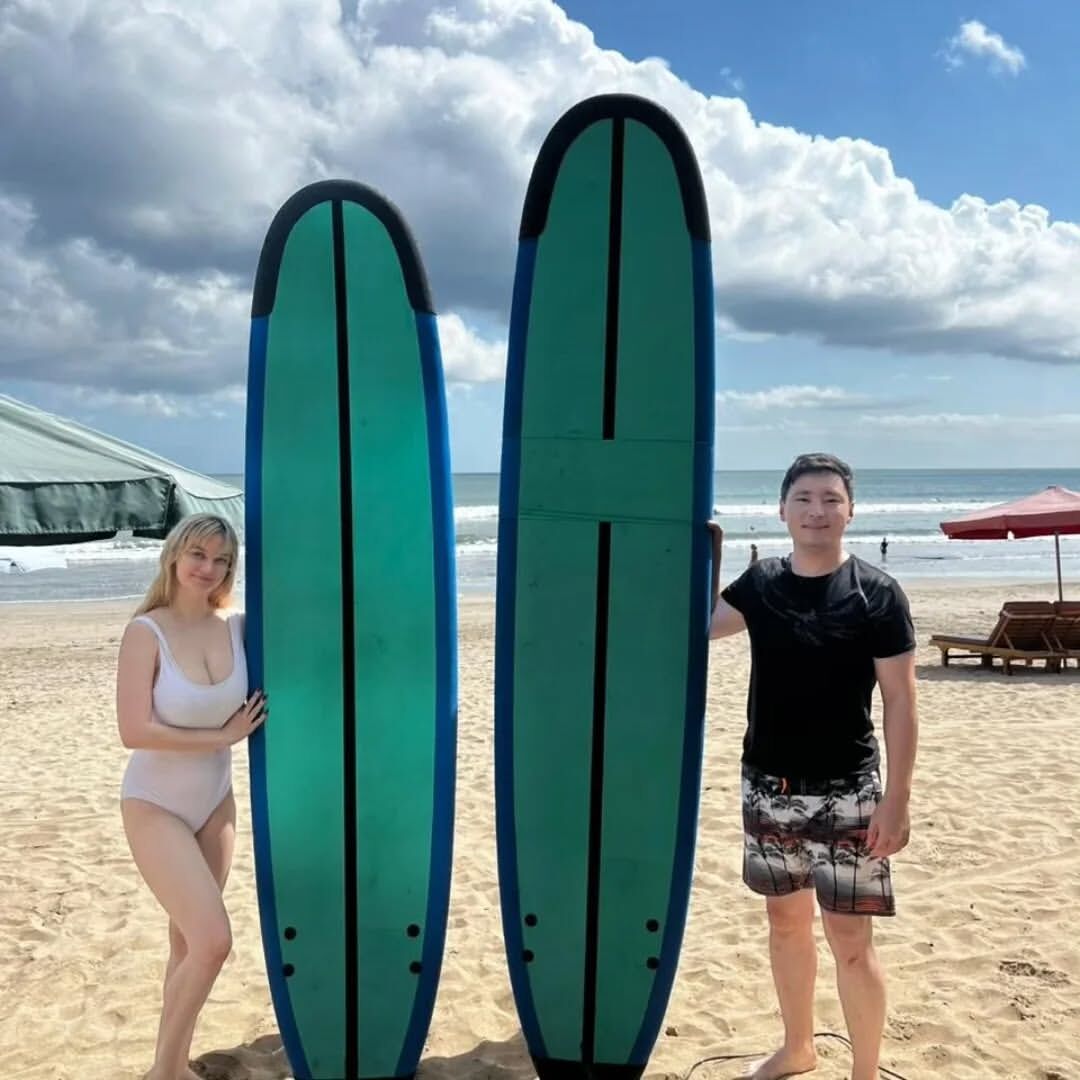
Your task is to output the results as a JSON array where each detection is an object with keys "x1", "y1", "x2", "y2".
[
  {"x1": 244, "y1": 180, "x2": 457, "y2": 1080},
  {"x1": 494, "y1": 95, "x2": 715, "y2": 1080}
]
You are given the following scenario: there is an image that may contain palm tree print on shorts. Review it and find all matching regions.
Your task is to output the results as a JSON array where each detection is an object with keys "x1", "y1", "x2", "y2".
[{"x1": 741, "y1": 767, "x2": 895, "y2": 916}]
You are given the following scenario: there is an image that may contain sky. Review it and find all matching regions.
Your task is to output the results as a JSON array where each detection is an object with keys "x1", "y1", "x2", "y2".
[{"x1": 2, "y1": 0, "x2": 1079, "y2": 474}]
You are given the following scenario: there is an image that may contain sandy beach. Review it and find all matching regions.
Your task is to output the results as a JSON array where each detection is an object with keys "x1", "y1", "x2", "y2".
[{"x1": 2, "y1": 581, "x2": 1078, "y2": 1080}]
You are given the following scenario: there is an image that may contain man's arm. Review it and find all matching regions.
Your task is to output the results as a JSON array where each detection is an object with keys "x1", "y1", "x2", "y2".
[
  {"x1": 710, "y1": 598, "x2": 747, "y2": 639},
  {"x1": 707, "y1": 522, "x2": 747, "y2": 639},
  {"x1": 867, "y1": 649, "x2": 918, "y2": 856}
]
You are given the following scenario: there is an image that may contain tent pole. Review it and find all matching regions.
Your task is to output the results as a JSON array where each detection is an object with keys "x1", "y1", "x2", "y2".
[{"x1": 1055, "y1": 532, "x2": 1063, "y2": 601}]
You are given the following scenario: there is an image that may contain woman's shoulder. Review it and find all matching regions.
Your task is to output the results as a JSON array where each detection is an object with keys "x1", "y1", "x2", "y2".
[
  {"x1": 126, "y1": 609, "x2": 163, "y2": 634},
  {"x1": 120, "y1": 612, "x2": 162, "y2": 657}
]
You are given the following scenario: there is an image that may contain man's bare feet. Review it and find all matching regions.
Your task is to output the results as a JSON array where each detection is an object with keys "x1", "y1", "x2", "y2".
[{"x1": 745, "y1": 1044, "x2": 818, "y2": 1080}]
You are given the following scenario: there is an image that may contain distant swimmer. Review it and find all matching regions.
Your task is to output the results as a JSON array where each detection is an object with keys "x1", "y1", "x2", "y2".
[{"x1": 880, "y1": 536, "x2": 889, "y2": 560}]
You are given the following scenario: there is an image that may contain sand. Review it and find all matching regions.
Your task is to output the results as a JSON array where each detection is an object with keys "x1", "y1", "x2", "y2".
[{"x1": 1, "y1": 581, "x2": 1078, "y2": 1080}]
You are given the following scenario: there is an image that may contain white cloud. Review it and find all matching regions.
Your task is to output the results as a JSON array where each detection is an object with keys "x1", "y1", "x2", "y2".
[
  {"x1": 437, "y1": 313, "x2": 506, "y2": 383},
  {"x1": 59, "y1": 385, "x2": 244, "y2": 418},
  {"x1": 716, "y1": 419, "x2": 813, "y2": 434},
  {"x1": 717, "y1": 315, "x2": 774, "y2": 343},
  {"x1": 0, "y1": 0, "x2": 1076, "y2": 417},
  {"x1": 860, "y1": 411, "x2": 1080, "y2": 429},
  {"x1": 944, "y1": 20, "x2": 1026, "y2": 76},
  {"x1": 718, "y1": 385, "x2": 874, "y2": 411},
  {"x1": 719, "y1": 66, "x2": 745, "y2": 94},
  {"x1": 0, "y1": 192, "x2": 248, "y2": 395}
]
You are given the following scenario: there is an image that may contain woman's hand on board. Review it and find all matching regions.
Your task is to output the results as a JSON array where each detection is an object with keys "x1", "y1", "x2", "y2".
[{"x1": 223, "y1": 691, "x2": 268, "y2": 744}]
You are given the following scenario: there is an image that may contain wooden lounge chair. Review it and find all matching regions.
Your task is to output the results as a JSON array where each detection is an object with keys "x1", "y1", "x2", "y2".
[
  {"x1": 1050, "y1": 601, "x2": 1080, "y2": 669},
  {"x1": 929, "y1": 601, "x2": 1062, "y2": 675}
]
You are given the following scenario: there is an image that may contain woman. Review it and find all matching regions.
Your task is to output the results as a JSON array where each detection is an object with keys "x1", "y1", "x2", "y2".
[{"x1": 116, "y1": 513, "x2": 267, "y2": 1080}]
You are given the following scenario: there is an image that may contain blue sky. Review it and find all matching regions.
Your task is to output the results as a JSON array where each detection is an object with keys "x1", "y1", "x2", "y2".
[
  {"x1": 565, "y1": 1, "x2": 1079, "y2": 216},
  {"x1": 2, "y1": 1, "x2": 1078, "y2": 474}
]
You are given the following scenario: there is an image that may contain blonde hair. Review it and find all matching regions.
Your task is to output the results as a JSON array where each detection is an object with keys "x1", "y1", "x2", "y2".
[{"x1": 135, "y1": 513, "x2": 240, "y2": 616}]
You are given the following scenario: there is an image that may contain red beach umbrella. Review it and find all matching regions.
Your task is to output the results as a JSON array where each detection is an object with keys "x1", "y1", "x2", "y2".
[{"x1": 940, "y1": 485, "x2": 1080, "y2": 601}]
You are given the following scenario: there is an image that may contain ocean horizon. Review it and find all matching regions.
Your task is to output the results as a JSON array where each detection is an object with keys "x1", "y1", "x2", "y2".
[{"x1": 3, "y1": 467, "x2": 1078, "y2": 603}]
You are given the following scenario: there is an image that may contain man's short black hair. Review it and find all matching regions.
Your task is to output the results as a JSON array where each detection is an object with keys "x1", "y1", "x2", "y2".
[{"x1": 780, "y1": 452, "x2": 854, "y2": 502}]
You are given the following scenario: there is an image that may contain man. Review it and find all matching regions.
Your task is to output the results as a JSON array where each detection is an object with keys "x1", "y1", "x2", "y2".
[{"x1": 708, "y1": 453, "x2": 918, "y2": 1080}]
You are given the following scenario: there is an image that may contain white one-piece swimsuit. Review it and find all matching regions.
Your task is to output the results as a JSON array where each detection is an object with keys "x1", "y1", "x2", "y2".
[{"x1": 121, "y1": 613, "x2": 248, "y2": 832}]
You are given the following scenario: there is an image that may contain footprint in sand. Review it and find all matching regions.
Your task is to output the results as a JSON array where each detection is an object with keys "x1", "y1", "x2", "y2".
[{"x1": 999, "y1": 959, "x2": 1071, "y2": 986}]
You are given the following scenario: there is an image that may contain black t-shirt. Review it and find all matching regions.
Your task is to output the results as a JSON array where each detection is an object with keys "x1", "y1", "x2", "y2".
[{"x1": 721, "y1": 554, "x2": 915, "y2": 781}]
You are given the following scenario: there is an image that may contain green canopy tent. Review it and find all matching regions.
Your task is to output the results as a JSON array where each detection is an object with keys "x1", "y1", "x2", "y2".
[{"x1": 0, "y1": 393, "x2": 243, "y2": 546}]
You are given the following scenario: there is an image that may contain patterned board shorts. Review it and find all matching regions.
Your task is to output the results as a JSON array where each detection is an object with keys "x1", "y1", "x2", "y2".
[{"x1": 741, "y1": 763, "x2": 895, "y2": 916}]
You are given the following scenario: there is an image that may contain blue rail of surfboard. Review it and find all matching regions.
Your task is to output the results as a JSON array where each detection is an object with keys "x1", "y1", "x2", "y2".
[
  {"x1": 245, "y1": 313, "x2": 314, "y2": 1080},
  {"x1": 395, "y1": 310, "x2": 459, "y2": 1076},
  {"x1": 493, "y1": 237, "x2": 547, "y2": 1059}
]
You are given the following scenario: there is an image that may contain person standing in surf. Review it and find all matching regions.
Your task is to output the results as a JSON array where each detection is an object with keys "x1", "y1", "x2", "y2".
[
  {"x1": 707, "y1": 453, "x2": 918, "y2": 1080},
  {"x1": 116, "y1": 513, "x2": 267, "y2": 1080}
]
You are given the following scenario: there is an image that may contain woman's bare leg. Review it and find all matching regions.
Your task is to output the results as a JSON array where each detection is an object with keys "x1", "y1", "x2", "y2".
[
  {"x1": 158, "y1": 920, "x2": 188, "y2": 1069},
  {"x1": 123, "y1": 798, "x2": 233, "y2": 1080},
  {"x1": 176, "y1": 792, "x2": 236, "y2": 1077},
  {"x1": 165, "y1": 920, "x2": 188, "y2": 990}
]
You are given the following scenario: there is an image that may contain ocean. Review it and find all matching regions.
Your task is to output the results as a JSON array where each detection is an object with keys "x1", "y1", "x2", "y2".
[{"x1": 2, "y1": 469, "x2": 1078, "y2": 604}]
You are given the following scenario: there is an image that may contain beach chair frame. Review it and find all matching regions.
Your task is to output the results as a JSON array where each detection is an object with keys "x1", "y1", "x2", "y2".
[
  {"x1": 929, "y1": 602, "x2": 1063, "y2": 675},
  {"x1": 1049, "y1": 601, "x2": 1080, "y2": 669}
]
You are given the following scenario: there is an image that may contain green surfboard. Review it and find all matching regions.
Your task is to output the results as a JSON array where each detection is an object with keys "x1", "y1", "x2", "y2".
[
  {"x1": 494, "y1": 95, "x2": 715, "y2": 1080},
  {"x1": 245, "y1": 180, "x2": 457, "y2": 1080}
]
